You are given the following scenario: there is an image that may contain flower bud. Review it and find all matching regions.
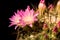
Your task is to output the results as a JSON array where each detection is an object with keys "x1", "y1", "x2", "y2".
[
  {"x1": 52, "y1": 26, "x2": 58, "y2": 34},
  {"x1": 38, "y1": 0, "x2": 46, "y2": 15},
  {"x1": 44, "y1": 34, "x2": 49, "y2": 39},
  {"x1": 56, "y1": 0, "x2": 60, "y2": 13},
  {"x1": 48, "y1": 4, "x2": 53, "y2": 9},
  {"x1": 48, "y1": 4, "x2": 54, "y2": 13},
  {"x1": 43, "y1": 23, "x2": 48, "y2": 31},
  {"x1": 57, "y1": 21, "x2": 60, "y2": 29}
]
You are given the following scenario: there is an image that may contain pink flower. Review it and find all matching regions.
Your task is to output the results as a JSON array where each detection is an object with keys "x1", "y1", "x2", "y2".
[
  {"x1": 19, "y1": 6, "x2": 38, "y2": 27},
  {"x1": 9, "y1": 6, "x2": 38, "y2": 29},
  {"x1": 9, "y1": 12, "x2": 21, "y2": 29}
]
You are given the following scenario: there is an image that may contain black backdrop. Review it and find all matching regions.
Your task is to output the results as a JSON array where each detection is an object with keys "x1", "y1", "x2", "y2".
[{"x1": 0, "y1": 0, "x2": 58, "y2": 40}]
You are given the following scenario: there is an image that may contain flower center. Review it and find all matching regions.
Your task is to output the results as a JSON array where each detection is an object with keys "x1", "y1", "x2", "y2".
[{"x1": 23, "y1": 16, "x2": 33, "y2": 24}]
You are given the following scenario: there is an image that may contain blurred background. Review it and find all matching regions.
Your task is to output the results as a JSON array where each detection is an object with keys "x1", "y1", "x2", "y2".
[{"x1": 0, "y1": 0, "x2": 58, "y2": 40}]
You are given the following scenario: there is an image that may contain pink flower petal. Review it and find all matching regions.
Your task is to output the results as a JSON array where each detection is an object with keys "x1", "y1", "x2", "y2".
[
  {"x1": 34, "y1": 18, "x2": 38, "y2": 21},
  {"x1": 29, "y1": 24, "x2": 33, "y2": 27},
  {"x1": 30, "y1": 9, "x2": 34, "y2": 14},
  {"x1": 8, "y1": 23, "x2": 14, "y2": 27},
  {"x1": 15, "y1": 26, "x2": 18, "y2": 30},
  {"x1": 34, "y1": 13, "x2": 38, "y2": 17}
]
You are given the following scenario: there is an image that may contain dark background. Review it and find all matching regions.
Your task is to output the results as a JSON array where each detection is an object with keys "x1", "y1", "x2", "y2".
[{"x1": 0, "y1": 0, "x2": 58, "y2": 40}]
